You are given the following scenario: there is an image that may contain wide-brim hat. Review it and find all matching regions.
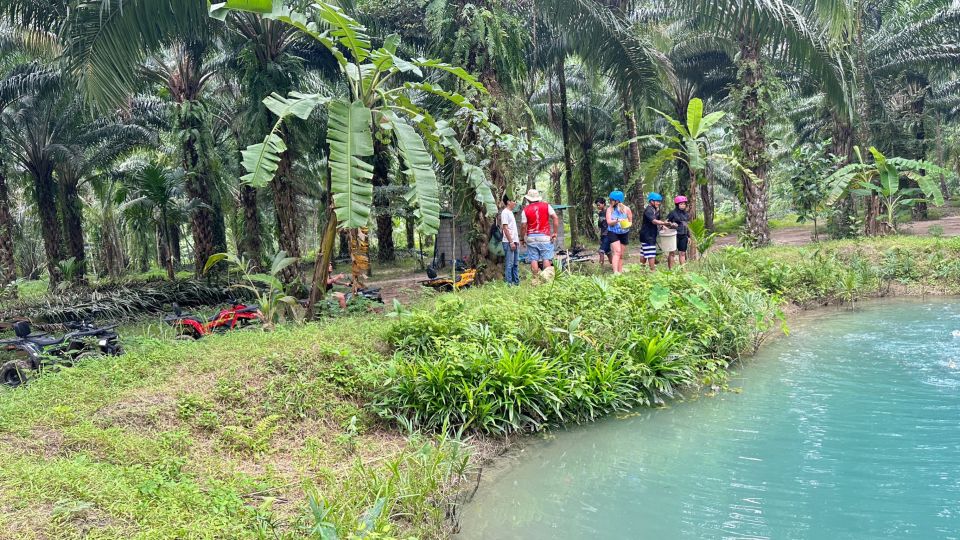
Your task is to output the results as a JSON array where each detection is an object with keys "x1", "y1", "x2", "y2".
[{"x1": 523, "y1": 188, "x2": 542, "y2": 202}]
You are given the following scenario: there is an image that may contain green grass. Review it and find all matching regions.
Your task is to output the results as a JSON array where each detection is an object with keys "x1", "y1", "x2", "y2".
[
  {"x1": 0, "y1": 319, "x2": 463, "y2": 539},
  {"x1": 2, "y1": 235, "x2": 958, "y2": 538}
]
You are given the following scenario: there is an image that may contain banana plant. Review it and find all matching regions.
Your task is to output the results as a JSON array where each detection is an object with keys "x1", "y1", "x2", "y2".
[
  {"x1": 212, "y1": 1, "x2": 497, "y2": 315},
  {"x1": 824, "y1": 146, "x2": 951, "y2": 234},
  {"x1": 642, "y1": 98, "x2": 726, "y2": 221}
]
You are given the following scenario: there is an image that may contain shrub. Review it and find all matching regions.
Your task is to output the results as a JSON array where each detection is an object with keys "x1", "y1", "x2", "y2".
[{"x1": 378, "y1": 269, "x2": 781, "y2": 435}]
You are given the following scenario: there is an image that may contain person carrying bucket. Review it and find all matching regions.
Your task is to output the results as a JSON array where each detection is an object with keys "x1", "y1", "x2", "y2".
[
  {"x1": 605, "y1": 190, "x2": 633, "y2": 274},
  {"x1": 666, "y1": 195, "x2": 691, "y2": 269},
  {"x1": 640, "y1": 192, "x2": 673, "y2": 271}
]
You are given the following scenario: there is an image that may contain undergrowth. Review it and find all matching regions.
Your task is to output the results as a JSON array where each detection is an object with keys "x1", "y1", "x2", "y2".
[{"x1": 1, "y1": 236, "x2": 957, "y2": 538}]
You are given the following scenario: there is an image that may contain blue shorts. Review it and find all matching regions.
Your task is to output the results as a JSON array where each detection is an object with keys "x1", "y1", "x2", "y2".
[
  {"x1": 599, "y1": 234, "x2": 611, "y2": 254},
  {"x1": 641, "y1": 243, "x2": 657, "y2": 260},
  {"x1": 525, "y1": 241, "x2": 555, "y2": 261}
]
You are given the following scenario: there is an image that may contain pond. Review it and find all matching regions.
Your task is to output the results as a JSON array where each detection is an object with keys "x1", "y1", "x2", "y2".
[{"x1": 457, "y1": 299, "x2": 960, "y2": 539}]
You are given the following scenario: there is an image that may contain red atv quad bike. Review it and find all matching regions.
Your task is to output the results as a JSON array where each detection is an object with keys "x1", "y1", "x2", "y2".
[{"x1": 164, "y1": 299, "x2": 262, "y2": 340}]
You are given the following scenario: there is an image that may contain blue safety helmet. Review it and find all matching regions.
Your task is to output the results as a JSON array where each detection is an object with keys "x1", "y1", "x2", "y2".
[
  {"x1": 609, "y1": 190, "x2": 625, "y2": 203},
  {"x1": 648, "y1": 192, "x2": 663, "y2": 202}
]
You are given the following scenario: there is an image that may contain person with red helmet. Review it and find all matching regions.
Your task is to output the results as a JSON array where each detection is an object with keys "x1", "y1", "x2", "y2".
[{"x1": 667, "y1": 195, "x2": 691, "y2": 268}]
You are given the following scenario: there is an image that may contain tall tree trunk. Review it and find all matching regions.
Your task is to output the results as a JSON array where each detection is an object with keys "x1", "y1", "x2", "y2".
[
  {"x1": 579, "y1": 141, "x2": 597, "y2": 241},
  {"x1": 700, "y1": 176, "x2": 715, "y2": 231},
  {"x1": 405, "y1": 215, "x2": 415, "y2": 250},
  {"x1": 372, "y1": 140, "x2": 395, "y2": 263},
  {"x1": 307, "y1": 206, "x2": 338, "y2": 321},
  {"x1": 31, "y1": 164, "x2": 63, "y2": 286},
  {"x1": 168, "y1": 222, "x2": 182, "y2": 267},
  {"x1": 550, "y1": 166, "x2": 562, "y2": 204},
  {"x1": 238, "y1": 184, "x2": 263, "y2": 269},
  {"x1": 180, "y1": 105, "x2": 219, "y2": 278},
  {"x1": 272, "y1": 152, "x2": 301, "y2": 282},
  {"x1": 935, "y1": 118, "x2": 950, "y2": 199},
  {"x1": 59, "y1": 179, "x2": 86, "y2": 283},
  {"x1": 830, "y1": 117, "x2": 855, "y2": 238},
  {"x1": 623, "y1": 88, "x2": 643, "y2": 211},
  {"x1": 0, "y1": 163, "x2": 17, "y2": 290},
  {"x1": 557, "y1": 59, "x2": 579, "y2": 248},
  {"x1": 910, "y1": 93, "x2": 928, "y2": 220},
  {"x1": 735, "y1": 36, "x2": 771, "y2": 247}
]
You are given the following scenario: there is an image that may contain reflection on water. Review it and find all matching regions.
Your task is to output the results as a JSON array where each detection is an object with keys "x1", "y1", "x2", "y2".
[{"x1": 458, "y1": 299, "x2": 960, "y2": 539}]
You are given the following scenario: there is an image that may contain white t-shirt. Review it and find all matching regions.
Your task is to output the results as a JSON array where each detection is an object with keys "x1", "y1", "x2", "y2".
[{"x1": 500, "y1": 207, "x2": 519, "y2": 243}]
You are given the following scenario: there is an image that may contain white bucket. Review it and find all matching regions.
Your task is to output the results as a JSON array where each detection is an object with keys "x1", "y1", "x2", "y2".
[{"x1": 657, "y1": 228, "x2": 678, "y2": 254}]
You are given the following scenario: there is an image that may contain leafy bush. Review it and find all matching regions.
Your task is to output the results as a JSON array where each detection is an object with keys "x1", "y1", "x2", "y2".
[{"x1": 378, "y1": 270, "x2": 781, "y2": 435}]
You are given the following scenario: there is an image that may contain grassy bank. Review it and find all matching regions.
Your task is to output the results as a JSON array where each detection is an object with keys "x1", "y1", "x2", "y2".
[{"x1": 0, "y1": 236, "x2": 958, "y2": 538}]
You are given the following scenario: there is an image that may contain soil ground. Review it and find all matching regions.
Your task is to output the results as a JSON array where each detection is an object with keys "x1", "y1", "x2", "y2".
[{"x1": 367, "y1": 212, "x2": 960, "y2": 304}]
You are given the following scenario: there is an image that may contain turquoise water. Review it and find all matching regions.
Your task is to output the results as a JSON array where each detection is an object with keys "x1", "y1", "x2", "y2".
[{"x1": 458, "y1": 299, "x2": 960, "y2": 539}]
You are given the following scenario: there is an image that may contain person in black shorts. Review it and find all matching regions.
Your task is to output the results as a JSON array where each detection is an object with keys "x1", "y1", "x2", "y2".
[
  {"x1": 640, "y1": 192, "x2": 673, "y2": 271},
  {"x1": 667, "y1": 195, "x2": 691, "y2": 268},
  {"x1": 595, "y1": 198, "x2": 612, "y2": 267}
]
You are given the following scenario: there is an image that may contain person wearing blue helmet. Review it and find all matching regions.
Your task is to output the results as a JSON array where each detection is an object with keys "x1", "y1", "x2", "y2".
[
  {"x1": 604, "y1": 190, "x2": 633, "y2": 274},
  {"x1": 640, "y1": 192, "x2": 674, "y2": 271}
]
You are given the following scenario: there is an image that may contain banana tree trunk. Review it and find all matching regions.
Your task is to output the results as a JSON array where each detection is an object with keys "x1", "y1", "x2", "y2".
[
  {"x1": 735, "y1": 36, "x2": 771, "y2": 247},
  {"x1": 60, "y1": 178, "x2": 86, "y2": 283},
  {"x1": 307, "y1": 208, "x2": 338, "y2": 321},
  {"x1": 0, "y1": 163, "x2": 17, "y2": 291},
  {"x1": 348, "y1": 227, "x2": 369, "y2": 289},
  {"x1": 558, "y1": 59, "x2": 579, "y2": 248},
  {"x1": 687, "y1": 168, "x2": 700, "y2": 260}
]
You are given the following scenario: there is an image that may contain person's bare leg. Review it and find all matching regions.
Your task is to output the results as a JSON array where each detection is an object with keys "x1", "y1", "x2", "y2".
[
  {"x1": 647, "y1": 257, "x2": 656, "y2": 271},
  {"x1": 679, "y1": 252, "x2": 687, "y2": 265},
  {"x1": 530, "y1": 261, "x2": 539, "y2": 277},
  {"x1": 667, "y1": 253, "x2": 675, "y2": 270},
  {"x1": 611, "y1": 243, "x2": 620, "y2": 273}
]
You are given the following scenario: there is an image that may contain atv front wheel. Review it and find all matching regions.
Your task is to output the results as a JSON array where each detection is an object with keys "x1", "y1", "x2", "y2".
[{"x1": 0, "y1": 359, "x2": 33, "y2": 387}]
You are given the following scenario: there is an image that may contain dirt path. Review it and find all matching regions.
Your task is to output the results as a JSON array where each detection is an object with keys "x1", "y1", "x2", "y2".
[{"x1": 368, "y1": 214, "x2": 960, "y2": 304}]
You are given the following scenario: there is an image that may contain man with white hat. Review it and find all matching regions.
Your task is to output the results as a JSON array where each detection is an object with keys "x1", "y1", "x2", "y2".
[{"x1": 519, "y1": 188, "x2": 560, "y2": 279}]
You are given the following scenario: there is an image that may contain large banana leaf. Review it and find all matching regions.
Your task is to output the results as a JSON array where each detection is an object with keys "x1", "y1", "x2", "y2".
[
  {"x1": 241, "y1": 134, "x2": 286, "y2": 188},
  {"x1": 328, "y1": 99, "x2": 375, "y2": 228},
  {"x1": 463, "y1": 164, "x2": 497, "y2": 217},
  {"x1": 386, "y1": 113, "x2": 441, "y2": 235},
  {"x1": 686, "y1": 98, "x2": 703, "y2": 138},
  {"x1": 240, "y1": 92, "x2": 329, "y2": 188},
  {"x1": 316, "y1": 2, "x2": 371, "y2": 63}
]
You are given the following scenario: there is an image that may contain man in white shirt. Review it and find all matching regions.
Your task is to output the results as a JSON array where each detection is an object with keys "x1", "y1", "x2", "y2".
[{"x1": 500, "y1": 194, "x2": 520, "y2": 285}]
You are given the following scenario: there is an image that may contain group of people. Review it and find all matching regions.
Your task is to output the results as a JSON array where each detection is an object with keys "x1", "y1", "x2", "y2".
[
  {"x1": 498, "y1": 188, "x2": 692, "y2": 285},
  {"x1": 596, "y1": 191, "x2": 691, "y2": 273}
]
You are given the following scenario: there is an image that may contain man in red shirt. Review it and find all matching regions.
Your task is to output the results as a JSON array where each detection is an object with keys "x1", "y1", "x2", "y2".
[{"x1": 519, "y1": 188, "x2": 561, "y2": 278}]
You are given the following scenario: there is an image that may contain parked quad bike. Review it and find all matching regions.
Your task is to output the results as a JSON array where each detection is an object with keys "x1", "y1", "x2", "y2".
[
  {"x1": 164, "y1": 299, "x2": 263, "y2": 340},
  {"x1": 0, "y1": 319, "x2": 123, "y2": 387}
]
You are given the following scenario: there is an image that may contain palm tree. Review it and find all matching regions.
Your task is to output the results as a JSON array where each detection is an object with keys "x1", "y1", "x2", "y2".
[
  {"x1": 144, "y1": 41, "x2": 228, "y2": 276},
  {"x1": 659, "y1": 0, "x2": 847, "y2": 246},
  {"x1": 0, "y1": 153, "x2": 15, "y2": 290},
  {"x1": 120, "y1": 164, "x2": 187, "y2": 280},
  {"x1": 51, "y1": 115, "x2": 152, "y2": 282},
  {"x1": 225, "y1": 11, "x2": 316, "y2": 273},
  {"x1": 2, "y1": 87, "x2": 70, "y2": 286}
]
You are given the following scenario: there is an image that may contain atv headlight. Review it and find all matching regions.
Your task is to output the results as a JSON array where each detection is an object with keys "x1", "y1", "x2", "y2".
[{"x1": 98, "y1": 339, "x2": 108, "y2": 347}]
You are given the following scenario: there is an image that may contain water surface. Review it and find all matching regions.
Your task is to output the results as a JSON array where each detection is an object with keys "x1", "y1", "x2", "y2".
[{"x1": 459, "y1": 299, "x2": 960, "y2": 539}]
